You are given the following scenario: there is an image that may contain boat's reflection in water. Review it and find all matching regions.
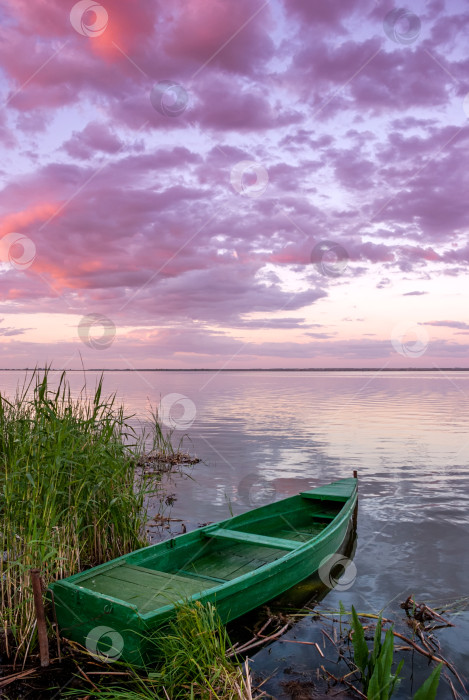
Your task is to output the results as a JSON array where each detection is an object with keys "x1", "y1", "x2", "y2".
[{"x1": 227, "y1": 505, "x2": 357, "y2": 644}]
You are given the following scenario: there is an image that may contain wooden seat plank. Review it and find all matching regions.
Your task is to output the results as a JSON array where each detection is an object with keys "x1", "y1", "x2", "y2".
[
  {"x1": 186, "y1": 544, "x2": 284, "y2": 580},
  {"x1": 178, "y1": 569, "x2": 227, "y2": 584},
  {"x1": 206, "y1": 528, "x2": 298, "y2": 551},
  {"x1": 301, "y1": 491, "x2": 348, "y2": 502}
]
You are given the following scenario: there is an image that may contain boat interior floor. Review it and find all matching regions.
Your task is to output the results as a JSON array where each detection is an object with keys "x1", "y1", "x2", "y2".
[
  {"x1": 77, "y1": 505, "x2": 343, "y2": 614},
  {"x1": 78, "y1": 564, "x2": 219, "y2": 613}
]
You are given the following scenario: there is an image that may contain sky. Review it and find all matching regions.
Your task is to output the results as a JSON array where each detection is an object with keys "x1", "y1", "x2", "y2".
[{"x1": 0, "y1": 0, "x2": 468, "y2": 369}]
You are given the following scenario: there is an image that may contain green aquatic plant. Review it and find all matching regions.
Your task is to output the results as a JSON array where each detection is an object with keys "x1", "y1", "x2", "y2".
[
  {"x1": 349, "y1": 606, "x2": 442, "y2": 700},
  {"x1": 412, "y1": 663, "x2": 442, "y2": 700},
  {"x1": 350, "y1": 606, "x2": 403, "y2": 699},
  {"x1": 146, "y1": 403, "x2": 176, "y2": 458}
]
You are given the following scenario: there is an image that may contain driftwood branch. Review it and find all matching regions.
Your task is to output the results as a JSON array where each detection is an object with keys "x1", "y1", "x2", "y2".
[
  {"x1": 227, "y1": 621, "x2": 290, "y2": 657},
  {"x1": 391, "y1": 631, "x2": 466, "y2": 690},
  {"x1": 75, "y1": 664, "x2": 99, "y2": 691},
  {"x1": 401, "y1": 596, "x2": 455, "y2": 627},
  {"x1": 322, "y1": 665, "x2": 367, "y2": 699},
  {"x1": 0, "y1": 667, "x2": 39, "y2": 689}
]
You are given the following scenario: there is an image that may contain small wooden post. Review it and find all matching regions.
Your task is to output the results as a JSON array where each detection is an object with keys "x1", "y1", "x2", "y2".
[
  {"x1": 353, "y1": 470, "x2": 358, "y2": 478},
  {"x1": 30, "y1": 568, "x2": 50, "y2": 667}
]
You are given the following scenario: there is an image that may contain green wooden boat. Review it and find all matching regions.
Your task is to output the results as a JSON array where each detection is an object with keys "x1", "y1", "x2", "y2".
[{"x1": 48, "y1": 476, "x2": 357, "y2": 665}]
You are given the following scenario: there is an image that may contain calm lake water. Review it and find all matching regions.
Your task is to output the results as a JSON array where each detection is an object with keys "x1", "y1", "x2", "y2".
[{"x1": 3, "y1": 369, "x2": 468, "y2": 698}]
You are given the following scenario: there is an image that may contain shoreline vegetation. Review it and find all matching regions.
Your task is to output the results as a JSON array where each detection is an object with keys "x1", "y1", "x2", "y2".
[
  {"x1": 0, "y1": 373, "x2": 193, "y2": 667},
  {"x1": 1, "y1": 368, "x2": 469, "y2": 372},
  {"x1": 0, "y1": 371, "x2": 460, "y2": 698}
]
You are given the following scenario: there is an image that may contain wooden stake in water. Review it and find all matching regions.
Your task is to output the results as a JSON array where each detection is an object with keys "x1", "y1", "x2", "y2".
[{"x1": 30, "y1": 568, "x2": 50, "y2": 667}]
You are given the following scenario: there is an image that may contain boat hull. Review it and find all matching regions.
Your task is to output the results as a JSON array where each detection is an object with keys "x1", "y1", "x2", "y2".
[{"x1": 48, "y1": 477, "x2": 358, "y2": 666}]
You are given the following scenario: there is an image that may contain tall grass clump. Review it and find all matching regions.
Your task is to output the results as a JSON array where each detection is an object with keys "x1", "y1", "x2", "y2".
[
  {"x1": 149, "y1": 602, "x2": 250, "y2": 698},
  {"x1": 0, "y1": 370, "x2": 162, "y2": 663},
  {"x1": 65, "y1": 602, "x2": 254, "y2": 700}
]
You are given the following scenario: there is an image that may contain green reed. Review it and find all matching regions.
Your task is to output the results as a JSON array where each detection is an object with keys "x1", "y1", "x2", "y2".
[
  {"x1": 148, "y1": 601, "x2": 249, "y2": 698},
  {"x1": 65, "y1": 602, "x2": 253, "y2": 700},
  {"x1": 0, "y1": 370, "x2": 165, "y2": 664}
]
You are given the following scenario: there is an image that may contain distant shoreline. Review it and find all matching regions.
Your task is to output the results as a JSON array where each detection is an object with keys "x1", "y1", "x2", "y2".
[{"x1": 1, "y1": 368, "x2": 469, "y2": 372}]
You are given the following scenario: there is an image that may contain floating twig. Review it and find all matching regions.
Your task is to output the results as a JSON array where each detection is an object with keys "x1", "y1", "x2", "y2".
[
  {"x1": 85, "y1": 671, "x2": 131, "y2": 676},
  {"x1": 227, "y1": 620, "x2": 290, "y2": 657},
  {"x1": 321, "y1": 665, "x2": 367, "y2": 699},
  {"x1": 391, "y1": 631, "x2": 466, "y2": 690},
  {"x1": 0, "y1": 667, "x2": 39, "y2": 689},
  {"x1": 444, "y1": 673, "x2": 464, "y2": 700},
  {"x1": 401, "y1": 596, "x2": 454, "y2": 627},
  {"x1": 76, "y1": 664, "x2": 99, "y2": 690}
]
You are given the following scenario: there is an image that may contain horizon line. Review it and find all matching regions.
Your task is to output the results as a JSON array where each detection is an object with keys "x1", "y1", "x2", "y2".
[{"x1": 1, "y1": 367, "x2": 469, "y2": 372}]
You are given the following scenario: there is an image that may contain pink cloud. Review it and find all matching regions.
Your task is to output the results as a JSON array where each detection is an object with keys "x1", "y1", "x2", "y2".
[
  {"x1": 63, "y1": 122, "x2": 123, "y2": 159},
  {"x1": 163, "y1": 0, "x2": 275, "y2": 74},
  {"x1": 285, "y1": 0, "x2": 363, "y2": 29}
]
